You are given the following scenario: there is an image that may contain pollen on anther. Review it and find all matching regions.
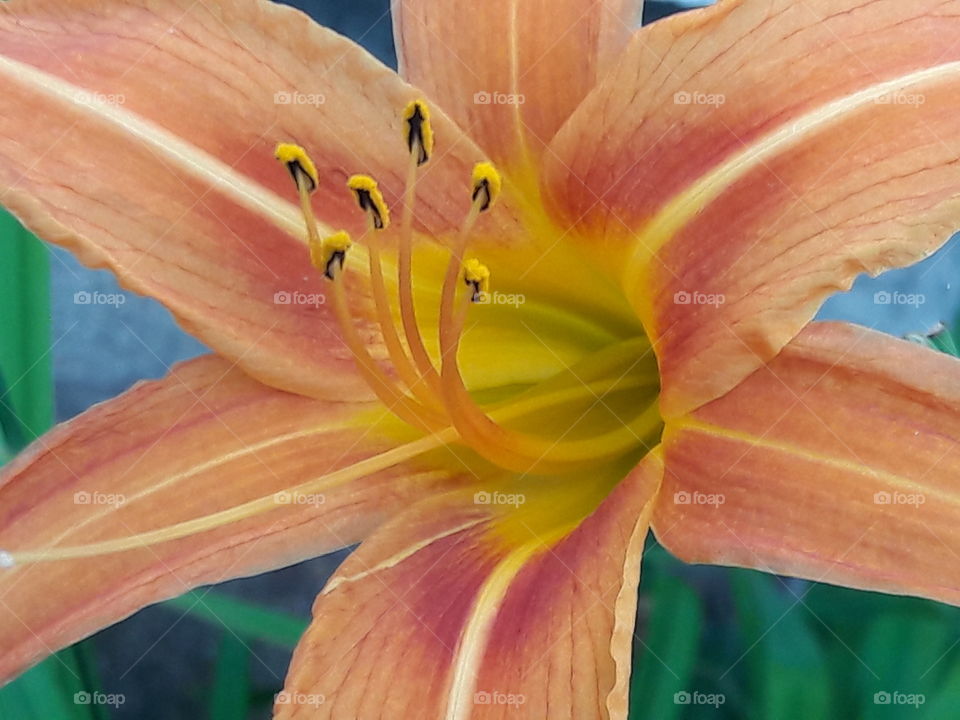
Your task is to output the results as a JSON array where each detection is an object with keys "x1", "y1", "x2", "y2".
[
  {"x1": 403, "y1": 99, "x2": 434, "y2": 165},
  {"x1": 471, "y1": 162, "x2": 501, "y2": 212},
  {"x1": 275, "y1": 142, "x2": 319, "y2": 192},
  {"x1": 321, "y1": 230, "x2": 352, "y2": 279},
  {"x1": 347, "y1": 175, "x2": 390, "y2": 230},
  {"x1": 463, "y1": 258, "x2": 490, "y2": 302}
]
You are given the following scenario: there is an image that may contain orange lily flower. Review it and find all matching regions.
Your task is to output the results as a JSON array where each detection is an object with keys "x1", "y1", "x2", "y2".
[{"x1": 3, "y1": 0, "x2": 960, "y2": 716}]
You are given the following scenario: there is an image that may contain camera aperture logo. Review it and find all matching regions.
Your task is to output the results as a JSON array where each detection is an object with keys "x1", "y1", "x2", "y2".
[
  {"x1": 473, "y1": 690, "x2": 526, "y2": 707},
  {"x1": 674, "y1": 691, "x2": 725, "y2": 708},
  {"x1": 74, "y1": 490, "x2": 126, "y2": 508},
  {"x1": 673, "y1": 490, "x2": 725, "y2": 507},
  {"x1": 74, "y1": 91, "x2": 125, "y2": 107},
  {"x1": 874, "y1": 691, "x2": 925, "y2": 708},
  {"x1": 474, "y1": 291, "x2": 526, "y2": 308},
  {"x1": 875, "y1": 91, "x2": 925, "y2": 107},
  {"x1": 275, "y1": 691, "x2": 325, "y2": 707},
  {"x1": 874, "y1": 490, "x2": 925, "y2": 507},
  {"x1": 473, "y1": 91, "x2": 525, "y2": 106},
  {"x1": 274, "y1": 491, "x2": 326, "y2": 507},
  {"x1": 74, "y1": 290, "x2": 126, "y2": 307},
  {"x1": 274, "y1": 290, "x2": 326, "y2": 308},
  {"x1": 474, "y1": 490, "x2": 525, "y2": 508},
  {"x1": 873, "y1": 290, "x2": 925, "y2": 307},
  {"x1": 274, "y1": 90, "x2": 325, "y2": 107},
  {"x1": 673, "y1": 290, "x2": 725, "y2": 307},
  {"x1": 673, "y1": 90, "x2": 725, "y2": 107},
  {"x1": 75, "y1": 692, "x2": 125, "y2": 708}
]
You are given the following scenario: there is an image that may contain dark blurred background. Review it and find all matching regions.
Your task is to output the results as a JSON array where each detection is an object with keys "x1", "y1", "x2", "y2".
[{"x1": 23, "y1": 0, "x2": 960, "y2": 718}]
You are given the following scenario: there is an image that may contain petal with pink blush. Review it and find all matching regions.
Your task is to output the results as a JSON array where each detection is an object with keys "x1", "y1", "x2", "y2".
[{"x1": 653, "y1": 322, "x2": 960, "y2": 606}]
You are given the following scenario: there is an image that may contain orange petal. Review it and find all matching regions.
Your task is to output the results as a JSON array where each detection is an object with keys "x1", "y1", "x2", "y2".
[
  {"x1": 542, "y1": 0, "x2": 960, "y2": 416},
  {"x1": 0, "y1": 0, "x2": 521, "y2": 401},
  {"x1": 0, "y1": 354, "x2": 468, "y2": 682},
  {"x1": 276, "y1": 458, "x2": 662, "y2": 719},
  {"x1": 394, "y1": 0, "x2": 643, "y2": 169},
  {"x1": 653, "y1": 322, "x2": 960, "y2": 605}
]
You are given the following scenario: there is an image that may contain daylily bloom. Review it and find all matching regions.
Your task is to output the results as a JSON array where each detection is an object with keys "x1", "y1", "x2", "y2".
[{"x1": 2, "y1": 0, "x2": 960, "y2": 716}]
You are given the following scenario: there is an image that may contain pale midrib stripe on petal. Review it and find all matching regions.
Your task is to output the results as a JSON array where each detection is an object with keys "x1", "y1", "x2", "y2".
[
  {"x1": 444, "y1": 540, "x2": 540, "y2": 720},
  {"x1": 443, "y1": 524, "x2": 577, "y2": 720},
  {"x1": 320, "y1": 516, "x2": 488, "y2": 596},
  {"x1": 43, "y1": 421, "x2": 351, "y2": 549},
  {"x1": 625, "y1": 59, "x2": 960, "y2": 297},
  {"x1": 0, "y1": 54, "x2": 322, "y2": 242},
  {"x1": 9, "y1": 429, "x2": 459, "y2": 563},
  {"x1": 668, "y1": 417, "x2": 959, "y2": 502}
]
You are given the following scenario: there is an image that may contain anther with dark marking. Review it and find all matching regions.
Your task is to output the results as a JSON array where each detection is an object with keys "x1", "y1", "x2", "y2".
[{"x1": 403, "y1": 100, "x2": 434, "y2": 166}]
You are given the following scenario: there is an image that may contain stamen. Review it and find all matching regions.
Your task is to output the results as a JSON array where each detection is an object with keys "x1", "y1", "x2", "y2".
[
  {"x1": 347, "y1": 175, "x2": 390, "y2": 230},
  {"x1": 275, "y1": 142, "x2": 318, "y2": 192},
  {"x1": 275, "y1": 142, "x2": 322, "y2": 247},
  {"x1": 313, "y1": 230, "x2": 351, "y2": 280},
  {"x1": 269, "y1": 133, "x2": 657, "y2": 480},
  {"x1": 402, "y1": 99, "x2": 434, "y2": 166},
  {"x1": 397, "y1": 103, "x2": 443, "y2": 396},
  {"x1": 323, "y1": 231, "x2": 445, "y2": 432},
  {"x1": 435, "y1": 162, "x2": 501, "y2": 362},
  {"x1": 346, "y1": 175, "x2": 444, "y2": 412},
  {"x1": 471, "y1": 162, "x2": 502, "y2": 212}
]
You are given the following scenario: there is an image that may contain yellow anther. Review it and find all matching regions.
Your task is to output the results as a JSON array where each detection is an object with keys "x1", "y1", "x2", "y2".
[
  {"x1": 347, "y1": 175, "x2": 390, "y2": 230},
  {"x1": 275, "y1": 142, "x2": 318, "y2": 192},
  {"x1": 312, "y1": 230, "x2": 352, "y2": 280},
  {"x1": 471, "y1": 162, "x2": 501, "y2": 212},
  {"x1": 403, "y1": 100, "x2": 434, "y2": 166},
  {"x1": 463, "y1": 258, "x2": 490, "y2": 302}
]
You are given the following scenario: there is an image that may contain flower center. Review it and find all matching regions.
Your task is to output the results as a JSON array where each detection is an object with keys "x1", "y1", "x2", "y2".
[
  {"x1": 0, "y1": 103, "x2": 664, "y2": 569},
  {"x1": 276, "y1": 100, "x2": 662, "y2": 477}
]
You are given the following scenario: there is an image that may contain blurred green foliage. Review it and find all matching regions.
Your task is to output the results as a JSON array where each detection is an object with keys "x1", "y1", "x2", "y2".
[
  {"x1": 0, "y1": 214, "x2": 104, "y2": 720},
  {"x1": 631, "y1": 544, "x2": 960, "y2": 719}
]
